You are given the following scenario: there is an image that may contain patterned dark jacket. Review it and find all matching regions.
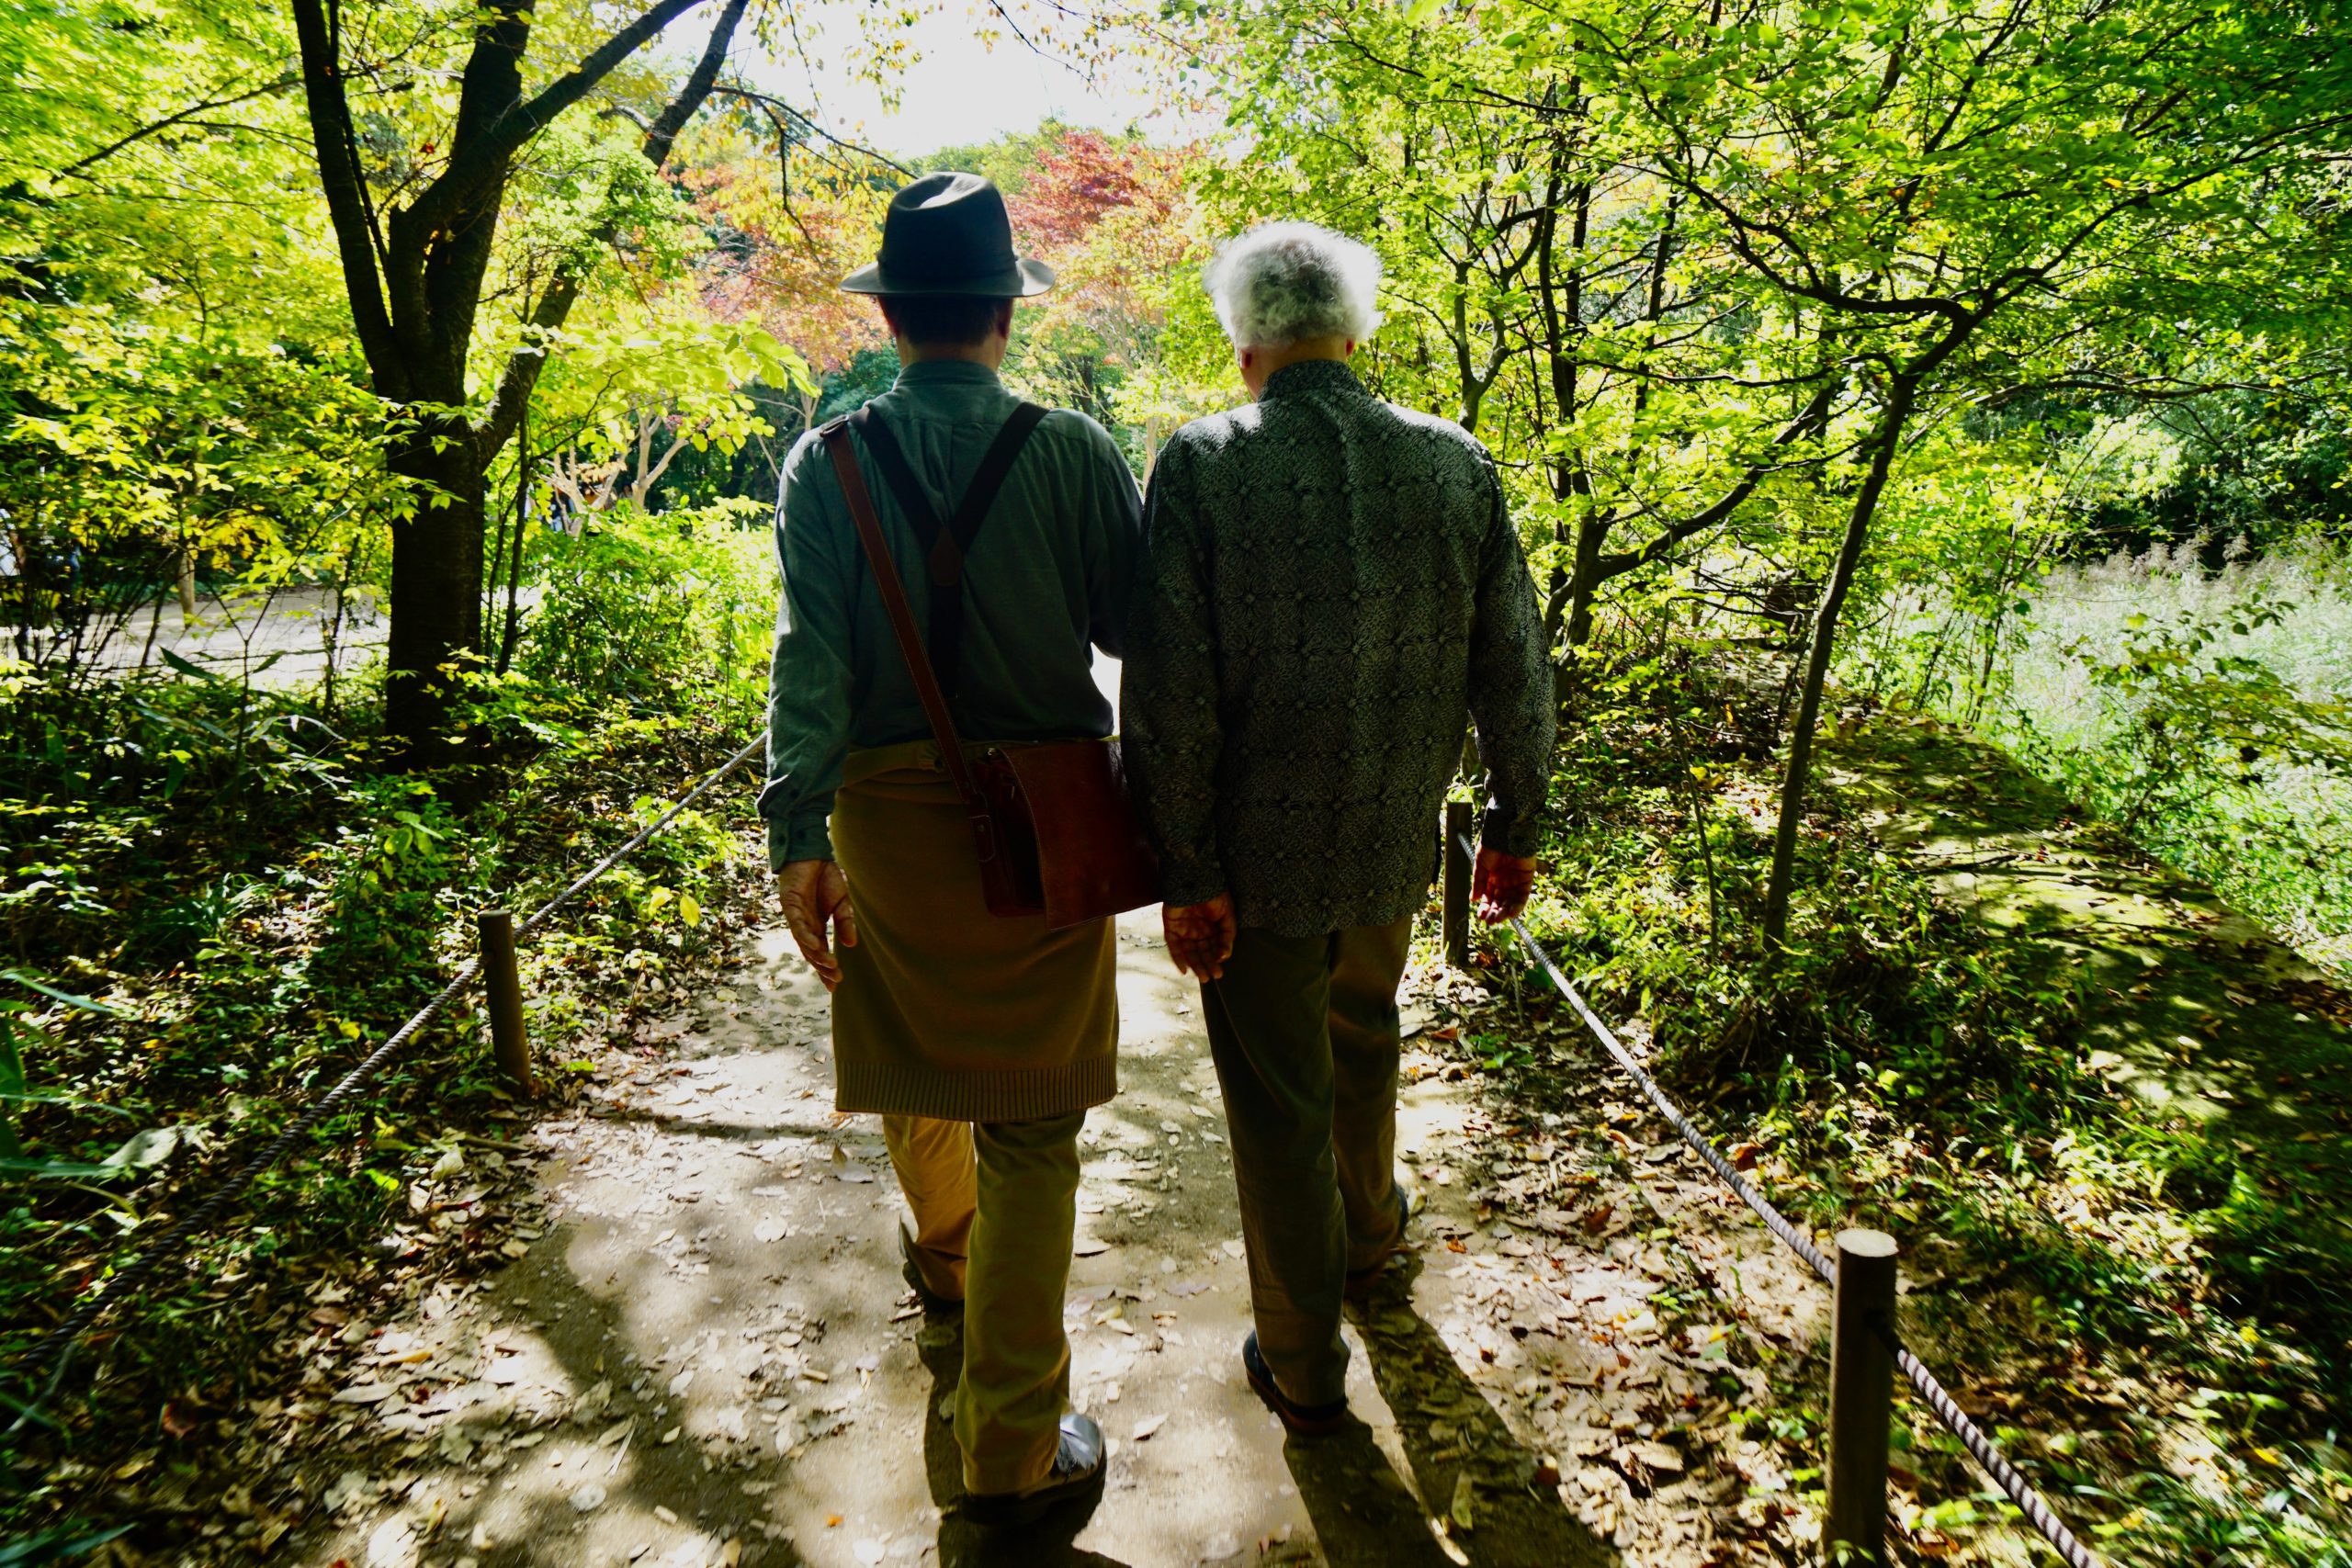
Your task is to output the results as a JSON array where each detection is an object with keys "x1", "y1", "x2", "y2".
[{"x1": 1122, "y1": 359, "x2": 1555, "y2": 937}]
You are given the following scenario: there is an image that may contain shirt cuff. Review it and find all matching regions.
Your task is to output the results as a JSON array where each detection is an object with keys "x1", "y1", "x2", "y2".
[
  {"x1": 1158, "y1": 852, "x2": 1227, "y2": 909},
  {"x1": 1481, "y1": 803, "x2": 1542, "y2": 861},
  {"x1": 767, "y1": 811, "x2": 835, "y2": 870}
]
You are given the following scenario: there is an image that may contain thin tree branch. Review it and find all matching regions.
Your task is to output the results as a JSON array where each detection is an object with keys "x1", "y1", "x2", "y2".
[
  {"x1": 54, "y1": 72, "x2": 300, "y2": 180},
  {"x1": 405, "y1": 0, "x2": 709, "y2": 241}
]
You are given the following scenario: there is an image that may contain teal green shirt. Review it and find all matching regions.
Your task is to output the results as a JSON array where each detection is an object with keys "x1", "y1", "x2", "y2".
[{"x1": 759, "y1": 361, "x2": 1144, "y2": 866}]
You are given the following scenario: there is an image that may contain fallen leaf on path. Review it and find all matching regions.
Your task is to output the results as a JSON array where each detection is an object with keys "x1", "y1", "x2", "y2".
[
  {"x1": 1450, "y1": 1472, "x2": 1476, "y2": 1529},
  {"x1": 1133, "y1": 1414, "x2": 1166, "y2": 1439},
  {"x1": 1633, "y1": 1439, "x2": 1683, "y2": 1473}
]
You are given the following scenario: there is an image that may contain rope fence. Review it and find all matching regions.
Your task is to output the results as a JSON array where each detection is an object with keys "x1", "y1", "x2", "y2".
[
  {"x1": 5, "y1": 737, "x2": 763, "y2": 1431},
  {"x1": 1445, "y1": 809, "x2": 2101, "y2": 1567}
]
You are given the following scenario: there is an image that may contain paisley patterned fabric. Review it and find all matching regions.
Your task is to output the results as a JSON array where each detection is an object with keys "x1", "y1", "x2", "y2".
[{"x1": 1122, "y1": 359, "x2": 1555, "y2": 937}]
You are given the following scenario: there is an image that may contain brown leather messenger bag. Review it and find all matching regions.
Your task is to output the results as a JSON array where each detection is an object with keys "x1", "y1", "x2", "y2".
[{"x1": 818, "y1": 404, "x2": 1159, "y2": 931}]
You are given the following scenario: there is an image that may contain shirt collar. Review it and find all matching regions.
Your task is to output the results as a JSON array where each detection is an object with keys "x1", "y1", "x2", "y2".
[
  {"x1": 1260, "y1": 358, "x2": 1366, "y2": 401},
  {"x1": 891, "y1": 358, "x2": 1005, "y2": 392}
]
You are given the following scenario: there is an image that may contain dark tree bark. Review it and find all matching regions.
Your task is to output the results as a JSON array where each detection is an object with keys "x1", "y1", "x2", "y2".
[
  {"x1": 1758, "y1": 371, "x2": 1919, "y2": 947},
  {"x1": 288, "y1": 0, "x2": 751, "y2": 760}
]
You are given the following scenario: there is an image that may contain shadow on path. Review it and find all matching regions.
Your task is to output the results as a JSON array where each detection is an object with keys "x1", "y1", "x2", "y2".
[{"x1": 1333, "y1": 1263, "x2": 1620, "y2": 1568}]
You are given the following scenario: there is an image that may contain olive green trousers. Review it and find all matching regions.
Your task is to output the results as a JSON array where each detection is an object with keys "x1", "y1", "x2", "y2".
[
  {"x1": 882, "y1": 1111, "x2": 1084, "y2": 1495},
  {"x1": 1201, "y1": 916, "x2": 1415, "y2": 1408}
]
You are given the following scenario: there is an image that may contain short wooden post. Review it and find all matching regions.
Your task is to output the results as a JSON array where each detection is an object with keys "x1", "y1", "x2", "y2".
[
  {"x1": 1442, "y1": 800, "x2": 1473, "y2": 968},
  {"x1": 479, "y1": 909, "x2": 532, "y2": 1099},
  {"x1": 1826, "y1": 1228, "x2": 1899, "y2": 1563}
]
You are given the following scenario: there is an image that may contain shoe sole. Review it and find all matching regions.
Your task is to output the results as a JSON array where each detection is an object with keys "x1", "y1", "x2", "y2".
[{"x1": 959, "y1": 1468, "x2": 1104, "y2": 1528}]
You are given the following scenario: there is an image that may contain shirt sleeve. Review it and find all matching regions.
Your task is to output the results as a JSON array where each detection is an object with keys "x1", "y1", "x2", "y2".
[
  {"x1": 1465, "y1": 457, "x2": 1555, "y2": 858},
  {"x1": 758, "y1": 429, "x2": 858, "y2": 868},
  {"x1": 1119, "y1": 437, "x2": 1227, "y2": 907},
  {"x1": 1082, "y1": 421, "x2": 1146, "y2": 660}
]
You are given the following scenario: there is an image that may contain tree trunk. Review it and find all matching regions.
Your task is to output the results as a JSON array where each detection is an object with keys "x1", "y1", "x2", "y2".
[
  {"x1": 384, "y1": 424, "x2": 488, "y2": 759},
  {"x1": 1562, "y1": 516, "x2": 1606, "y2": 649},
  {"x1": 1760, "y1": 373, "x2": 1919, "y2": 947},
  {"x1": 290, "y1": 0, "x2": 746, "y2": 761}
]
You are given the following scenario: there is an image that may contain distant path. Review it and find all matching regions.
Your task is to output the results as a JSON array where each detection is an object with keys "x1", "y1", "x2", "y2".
[{"x1": 78, "y1": 585, "x2": 386, "y2": 689}]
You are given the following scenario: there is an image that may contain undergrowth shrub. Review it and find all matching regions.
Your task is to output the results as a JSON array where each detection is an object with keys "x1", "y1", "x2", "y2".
[
  {"x1": 1519, "y1": 655, "x2": 2087, "y2": 1132},
  {"x1": 517, "y1": 498, "x2": 771, "y2": 712}
]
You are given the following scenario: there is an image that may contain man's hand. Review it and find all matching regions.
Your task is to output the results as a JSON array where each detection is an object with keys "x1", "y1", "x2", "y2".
[
  {"x1": 776, "y1": 860, "x2": 857, "y2": 991},
  {"x1": 1163, "y1": 894, "x2": 1237, "y2": 982},
  {"x1": 1473, "y1": 849, "x2": 1537, "y2": 924}
]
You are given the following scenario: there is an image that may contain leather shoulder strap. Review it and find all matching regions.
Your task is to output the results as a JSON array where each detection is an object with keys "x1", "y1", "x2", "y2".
[{"x1": 818, "y1": 418, "x2": 984, "y2": 808}]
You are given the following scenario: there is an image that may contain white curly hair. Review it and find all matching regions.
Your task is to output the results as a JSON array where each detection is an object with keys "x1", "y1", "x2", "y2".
[{"x1": 1203, "y1": 221, "x2": 1384, "y2": 349}]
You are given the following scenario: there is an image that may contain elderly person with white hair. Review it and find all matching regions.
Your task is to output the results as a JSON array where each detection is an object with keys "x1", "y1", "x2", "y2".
[{"x1": 1123, "y1": 221, "x2": 1555, "y2": 1434}]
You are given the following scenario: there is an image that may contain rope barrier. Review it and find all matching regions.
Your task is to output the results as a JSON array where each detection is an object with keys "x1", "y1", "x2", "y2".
[
  {"x1": 5, "y1": 737, "x2": 763, "y2": 1430},
  {"x1": 1882, "y1": 1328, "x2": 2102, "y2": 1568},
  {"x1": 1464, "y1": 835, "x2": 2103, "y2": 1567}
]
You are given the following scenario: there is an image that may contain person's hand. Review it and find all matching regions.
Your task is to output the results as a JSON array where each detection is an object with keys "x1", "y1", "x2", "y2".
[
  {"x1": 776, "y1": 860, "x2": 857, "y2": 991},
  {"x1": 1474, "y1": 849, "x2": 1536, "y2": 924},
  {"x1": 1163, "y1": 895, "x2": 1237, "y2": 982}
]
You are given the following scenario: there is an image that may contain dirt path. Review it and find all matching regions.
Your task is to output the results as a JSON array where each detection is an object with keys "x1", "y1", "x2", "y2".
[{"x1": 271, "y1": 904, "x2": 1836, "y2": 1568}]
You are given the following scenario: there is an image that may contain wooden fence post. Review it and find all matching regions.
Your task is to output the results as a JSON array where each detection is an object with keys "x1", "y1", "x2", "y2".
[
  {"x1": 1827, "y1": 1228, "x2": 1899, "y2": 1562},
  {"x1": 479, "y1": 909, "x2": 532, "y2": 1100},
  {"x1": 1442, "y1": 800, "x2": 1473, "y2": 968}
]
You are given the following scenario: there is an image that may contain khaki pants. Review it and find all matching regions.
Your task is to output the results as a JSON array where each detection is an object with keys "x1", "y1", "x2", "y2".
[
  {"x1": 882, "y1": 1111, "x2": 1084, "y2": 1495},
  {"x1": 1201, "y1": 917, "x2": 1414, "y2": 1408}
]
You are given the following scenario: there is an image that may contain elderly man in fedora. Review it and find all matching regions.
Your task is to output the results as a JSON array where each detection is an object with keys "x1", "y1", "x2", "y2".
[
  {"x1": 759, "y1": 172, "x2": 1139, "y2": 1524},
  {"x1": 1124, "y1": 222, "x2": 1555, "y2": 1436}
]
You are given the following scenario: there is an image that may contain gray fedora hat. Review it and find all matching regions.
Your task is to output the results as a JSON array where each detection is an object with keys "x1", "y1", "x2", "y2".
[{"x1": 840, "y1": 172, "x2": 1056, "y2": 299}]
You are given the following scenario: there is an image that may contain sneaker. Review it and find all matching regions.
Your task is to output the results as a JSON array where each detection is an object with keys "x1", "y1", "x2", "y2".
[
  {"x1": 1241, "y1": 1332, "x2": 1351, "y2": 1437},
  {"x1": 899, "y1": 1224, "x2": 963, "y2": 1319},
  {"x1": 1343, "y1": 1183, "x2": 1419, "y2": 1297},
  {"x1": 959, "y1": 1412, "x2": 1106, "y2": 1527}
]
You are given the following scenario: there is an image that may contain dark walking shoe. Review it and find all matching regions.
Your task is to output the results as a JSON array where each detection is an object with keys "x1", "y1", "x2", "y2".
[
  {"x1": 959, "y1": 1411, "x2": 1106, "y2": 1527},
  {"x1": 1343, "y1": 1184, "x2": 1419, "y2": 1297},
  {"x1": 1242, "y1": 1332, "x2": 1351, "y2": 1437},
  {"x1": 898, "y1": 1224, "x2": 963, "y2": 1319}
]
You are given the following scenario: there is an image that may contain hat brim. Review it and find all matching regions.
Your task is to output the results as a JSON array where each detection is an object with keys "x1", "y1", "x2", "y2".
[{"x1": 839, "y1": 256, "x2": 1055, "y2": 299}]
